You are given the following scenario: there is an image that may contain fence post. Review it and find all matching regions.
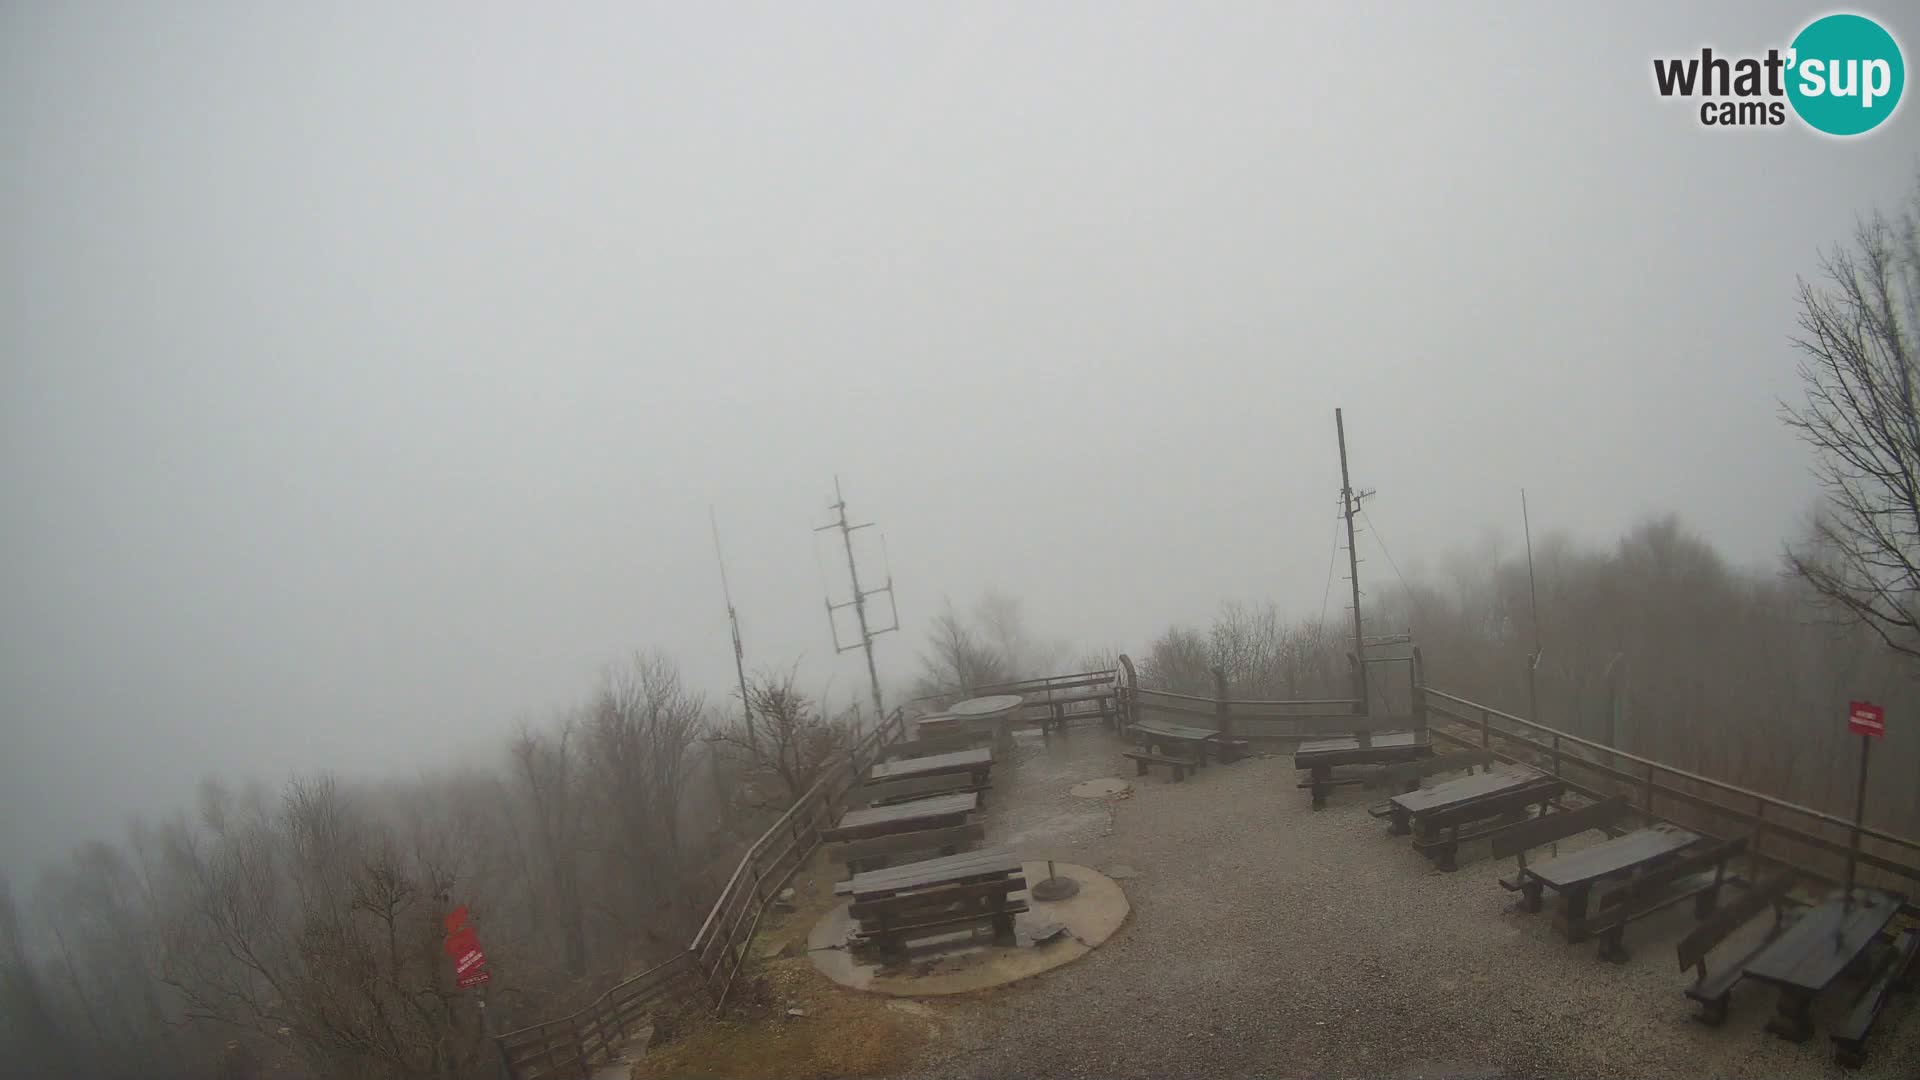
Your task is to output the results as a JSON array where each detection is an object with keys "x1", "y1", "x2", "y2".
[
  {"x1": 1749, "y1": 799, "x2": 1764, "y2": 882},
  {"x1": 571, "y1": 1017, "x2": 588, "y2": 1080},
  {"x1": 1644, "y1": 762, "x2": 1656, "y2": 819},
  {"x1": 1409, "y1": 647, "x2": 1426, "y2": 739},
  {"x1": 1212, "y1": 666, "x2": 1230, "y2": 739},
  {"x1": 1551, "y1": 733, "x2": 1561, "y2": 778},
  {"x1": 1480, "y1": 706, "x2": 1490, "y2": 753}
]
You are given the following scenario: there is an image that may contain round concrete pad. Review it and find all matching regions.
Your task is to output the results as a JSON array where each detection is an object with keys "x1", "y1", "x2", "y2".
[
  {"x1": 1069, "y1": 777, "x2": 1129, "y2": 798},
  {"x1": 807, "y1": 862, "x2": 1127, "y2": 996}
]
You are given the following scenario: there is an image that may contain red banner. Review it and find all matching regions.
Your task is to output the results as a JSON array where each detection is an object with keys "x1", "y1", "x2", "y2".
[
  {"x1": 1848, "y1": 700, "x2": 1885, "y2": 738},
  {"x1": 443, "y1": 908, "x2": 489, "y2": 990}
]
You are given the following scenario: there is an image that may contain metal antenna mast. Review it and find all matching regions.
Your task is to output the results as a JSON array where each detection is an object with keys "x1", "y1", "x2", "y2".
[
  {"x1": 1336, "y1": 408, "x2": 1375, "y2": 716},
  {"x1": 710, "y1": 508, "x2": 756, "y2": 751},
  {"x1": 815, "y1": 476, "x2": 899, "y2": 726}
]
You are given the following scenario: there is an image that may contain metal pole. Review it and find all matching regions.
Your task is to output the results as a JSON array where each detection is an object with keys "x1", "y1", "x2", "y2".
[
  {"x1": 1844, "y1": 733, "x2": 1871, "y2": 907},
  {"x1": 1335, "y1": 409, "x2": 1368, "y2": 718},
  {"x1": 819, "y1": 477, "x2": 889, "y2": 727},
  {"x1": 710, "y1": 508, "x2": 757, "y2": 751}
]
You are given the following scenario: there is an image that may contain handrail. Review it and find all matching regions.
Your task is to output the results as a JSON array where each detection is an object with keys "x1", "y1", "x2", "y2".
[{"x1": 1424, "y1": 689, "x2": 1920, "y2": 854}]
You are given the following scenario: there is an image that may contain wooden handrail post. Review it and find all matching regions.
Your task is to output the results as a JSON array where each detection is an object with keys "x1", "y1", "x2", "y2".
[
  {"x1": 1409, "y1": 646, "x2": 1427, "y2": 737},
  {"x1": 1749, "y1": 799, "x2": 1764, "y2": 882},
  {"x1": 1644, "y1": 762, "x2": 1656, "y2": 818},
  {"x1": 1212, "y1": 666, "x2": 1230, "y2": 738},
  {"x1": 1480, "y1": 706, "x2": 1490, "y2": 753},
  {"x1": 1551, "y1": 733, "x2": 1561, "y2": 778},
  {"x1": 571, "y1": 1017, "x2": 588, "y2": 1080}
]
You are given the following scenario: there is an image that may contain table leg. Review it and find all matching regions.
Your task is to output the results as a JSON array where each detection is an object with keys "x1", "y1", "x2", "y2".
[
  {"x1": 1764, "y1": 986, "x2": 1814, "y2": 1043},
  {"x1": 1521, "y1": 879, "x2": 1544, "y2": 914},
  {"x1": 1390, "y1": 806, "x2": 1412, "y2": 836},
  {"x1": 1311, "y1": 765, "x2": 1331, "y2": 810},
  {"x1": 991, "y1": 911, "x2": 1016, "y2": 947},
  {"x1": 1559, "y1": 884, "x2": 1592, "y2": 942}
]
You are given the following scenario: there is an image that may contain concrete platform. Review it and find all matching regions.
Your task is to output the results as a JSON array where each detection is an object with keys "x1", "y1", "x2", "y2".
[{"x1": 806, "y1": 860, "x2": 1127, "y2": 996}]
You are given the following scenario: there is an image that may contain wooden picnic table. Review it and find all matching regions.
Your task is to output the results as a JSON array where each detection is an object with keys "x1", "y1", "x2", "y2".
[
  {"x1": 1521, "y1": 823, "x2": 1698, "y2": 941},
  {"x1": 822, "y1": 792, "x2": 977, "y2": 843},
  {"x1": 1741, "y1": 889, "x2": 1903, "y2": 1042},
  {"x1": 1130, "y1": 719, "x2": 1223, "y2": 763},
  {"x1": 844, "y1": 847, "x2": 1027, "y2": 956},
  {"x1": 1294, "y1": 732, "x2": 1431, "y2": 809},
  {"x1": 1387, "y1": 767, "x2": 1563, "y2": 870},
  {"x1": 868, "y1": 747, "x2": 992, "y2": 785}
]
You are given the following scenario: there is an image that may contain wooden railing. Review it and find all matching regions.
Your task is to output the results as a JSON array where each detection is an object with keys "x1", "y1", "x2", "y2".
[
  {"x1": 494, "y1": 709, "x2": 907, "y2": 1080},
  {"x1": 910, "y1": 668, "x2": 1120, "y2": 726},
  {"x1": 493, "y1": 955, "x2": 695, "y2": 1080},
  {"x1": 1119, "y1": 651, "x2": 1420, "y2": 741},
  {"x1": 1421, "y1": 687, "x2": 1920, "y2": 899}
]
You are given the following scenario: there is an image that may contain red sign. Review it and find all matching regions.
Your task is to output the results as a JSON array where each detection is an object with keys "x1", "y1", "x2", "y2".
[
  {"x1": 1848, "y1": 700, "x2": 1885, "y2": 738},
  {"x1": 443, "y1": 907, "x2": 489, "y2": 990}
]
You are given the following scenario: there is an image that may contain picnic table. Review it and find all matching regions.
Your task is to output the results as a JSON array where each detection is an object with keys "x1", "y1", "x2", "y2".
[
  {"x1": 1130, "y1": 719, "x2": 1225, "y2": 762},
  {"x1": 1386, "y1": 767, "x2": 1564, "y2": 871},
  {"x1": 1519, "y1": 823, "x2": 1698, "y2": 941},
  {"x1": 1741, "y1": 890, "x2": 1903, "y2": 1042},
  {"x1": 844, "y1": 847, "x2": 1027, "y2": 957},
  {"x1": 869, "y1": 747, "x2": 992, "y2": 786},
  {"x1": 1294, "y1": 731, "x2": 1431, "y2": 809},
  {"x1": 822, "y1": 792, "x2": 977, "y2": 844}
]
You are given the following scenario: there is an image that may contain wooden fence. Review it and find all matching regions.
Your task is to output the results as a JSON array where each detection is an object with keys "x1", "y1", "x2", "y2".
[
  {"x1": 1421, "y1": 687, "x2": 1920, "y2": 901},
  {"x1": 908, "y1": 667, "x2": 1121, "y2": 727},
  {"x1": 1116, "y1": 651, "x2": 1423, "y2": 741},
  {"x1": 493, "y1": 709, "x2": 907, "y2": 1080}
]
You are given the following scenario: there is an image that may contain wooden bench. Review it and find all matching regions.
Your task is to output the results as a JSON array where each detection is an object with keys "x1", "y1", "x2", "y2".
[
  {"x1": 829, "y1": 822, "x2": 987, "y2": 879},
  {"x1": 1831, "y1": 926, "x2": 1920, "y2": 1068},
  {"x1": 1123, "y1": 749, "x2": 1191, "y2": 781},
  {"x1": 1677, "y1": 869, "x2": 1798, "y2": 1026},
  {"x1": 1491, "y1": 795, "x2": 1631, "y2": 907},
  {"x1": 1590, "y1": 836, "x2": 1746, "y2": 963},
  {"x1": 854, "y1": 773, "x2": 991, "y2": 808}
]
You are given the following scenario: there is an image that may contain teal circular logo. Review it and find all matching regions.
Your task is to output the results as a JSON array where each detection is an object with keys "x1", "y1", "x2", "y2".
[{"x1": 1787, "y1": 14, "x2": 1904, "y2": 136}]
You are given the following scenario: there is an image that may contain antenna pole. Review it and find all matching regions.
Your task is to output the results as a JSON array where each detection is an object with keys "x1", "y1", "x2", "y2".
[
  {"x1": 710, "y1": 508, "x2": 756, "y2": 751},
  {"x1": 816, "y1": 477, "x2": 897, "y2": 727},
  {"x1": 1336, "y1": 408, "x2": 1371, "y2": 717}
]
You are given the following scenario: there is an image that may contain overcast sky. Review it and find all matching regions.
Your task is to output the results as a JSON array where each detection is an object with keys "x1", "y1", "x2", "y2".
[{"x1": 3, "y1": 1, "x2": 1915, "y2": 874}]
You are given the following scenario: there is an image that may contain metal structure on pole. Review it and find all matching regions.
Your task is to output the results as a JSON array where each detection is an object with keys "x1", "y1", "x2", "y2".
[
  {"x1": 709, "y1": 508, "x2": 756, "y2": 751},
  {"x1": 816, "y1": 476, "x2": 899, "y2": 727},
  {"x1": 1335, "y1": 409, "x2": 1374, "y2": 717}
]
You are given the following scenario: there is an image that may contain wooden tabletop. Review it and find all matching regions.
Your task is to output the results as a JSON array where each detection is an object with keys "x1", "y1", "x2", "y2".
[
  {"x1": 868, "y1": 747, "x2": 992, "y2": 783},
  {"x1": 1525, "y1": 824, "x2": 1699, "y2": 889},
  {"x1": 846, "y1": 848, "x2": 1021, "y2": 898},
  {"x1": 1743, "y1": 890, "x2": 1904, "y2": 992},
  {"x1": 1298, "y1": 731, "x2": 1422, "y2": 755},
  {"x1": 949, "y1": 694, "x2": 1025, "y2": 716},
  {"x1": 829, "y1": 792, "x2": 977, "y2": 835},
  {"x1": 1132, "y1": 719, "x2": 1219, "y2": 742},
  {"x1": 1390, "y1": 767, "x2": 1546, "y2": 816}
]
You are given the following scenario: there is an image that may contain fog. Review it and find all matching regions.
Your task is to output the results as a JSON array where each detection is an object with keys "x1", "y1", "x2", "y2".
[{"x1": 2, "y1": 1, "x2": 1914, "y2": 875}]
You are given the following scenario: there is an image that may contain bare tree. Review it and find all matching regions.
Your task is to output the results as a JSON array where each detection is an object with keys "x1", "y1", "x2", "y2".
[
  {"x1": 713, "y1": 665, "x2": 847, "y2": 806},
  {"x1": 509, "y1": 724, "x2": 588, "y2": 977},
  {"x1": 1783, "y1": 178, "x2": 1920, "y2": 661}
]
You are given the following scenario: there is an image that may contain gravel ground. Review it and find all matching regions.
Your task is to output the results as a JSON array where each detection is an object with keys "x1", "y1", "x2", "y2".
[{"x1": 884, "y1": 728, "x2": 1920, "y2": 1080}]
